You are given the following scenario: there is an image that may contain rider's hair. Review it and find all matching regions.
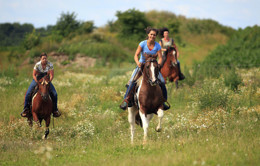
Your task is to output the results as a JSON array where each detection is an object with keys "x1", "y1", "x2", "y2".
[
  {"x1": 40, "y1": 52, "x2": 47, "y2": 58},
  {"x1": 145, "y1": 27, "x2": 158, "y2": 39},
  {"x1": 160, "y1": 27, "x2": 169, "y2": 37}
]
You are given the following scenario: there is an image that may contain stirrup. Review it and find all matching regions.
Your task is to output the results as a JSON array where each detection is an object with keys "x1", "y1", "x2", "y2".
[
  {"x1": 163, "y1": 101, "x2": 171, "y2": 111},
  {"x1": 179, "y1": 73, "x2": 185, "y2": 80},
  {"x1": 53, "y1": 109, "x2": 61, "y2": 117},
  {"x1": 119, "y1": 101, "x2": 128, "y2": 110},
  {"x1": 21, "y1": 108, "x2": 29, "y2": 117}
]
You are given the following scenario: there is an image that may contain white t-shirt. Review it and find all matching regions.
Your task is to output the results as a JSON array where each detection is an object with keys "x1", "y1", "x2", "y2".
[{"x1": 34, "y1": 61, "x2": 54, "y2": 73}]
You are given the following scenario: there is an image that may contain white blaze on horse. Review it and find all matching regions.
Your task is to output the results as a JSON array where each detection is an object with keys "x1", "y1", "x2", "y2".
[{"x1": 128, "y1": 53, "x2": 166, "y2": 144}]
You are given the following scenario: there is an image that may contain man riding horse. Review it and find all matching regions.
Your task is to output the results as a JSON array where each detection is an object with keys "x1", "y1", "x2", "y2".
[
  {"x1": 159, "y1": 27, "x2": 185, "y2": 80},
  {"x1": 119, "y1": 27, "x2": 170, "y2": 111},
  {"x1": 21, "y1": 52, "x2": 61, "y2": 118}
]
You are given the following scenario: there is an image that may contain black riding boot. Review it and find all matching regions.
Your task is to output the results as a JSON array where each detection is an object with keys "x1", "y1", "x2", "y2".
[
  {"x1": 50, "y1": 93, "x2": 61, "y2": 117},
  {"x1": 120, "y1": 82, "x2": 136, "y2": 110},
  {"x1": 159, "y1": 83, "x2": 170, "y2": 110},
  {"x1": 177, "y1": 62, "x2": 185, "y2": 80}
]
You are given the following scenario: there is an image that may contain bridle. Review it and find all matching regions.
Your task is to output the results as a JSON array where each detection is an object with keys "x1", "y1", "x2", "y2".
[
  {"x1": 142, "y1": 58, "x2": 159, "y2": 86},
  {"x1": 167, "y1": 47, "x2": 177, "y2": 67},
  {"x1": 38, "y1": 78, "x2": 50, "y2": 101}
]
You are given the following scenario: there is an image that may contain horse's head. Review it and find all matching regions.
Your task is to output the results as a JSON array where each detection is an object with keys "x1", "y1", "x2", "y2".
[
  {"x1": 143, "y1": 53, "x2": 159, "y2": 86},
  {"x1": 166, "y1": 47, "x2": 177, "y2": 67},
  {"x1": 38, "y1": 75, "x2": 50, "y2": 101}
]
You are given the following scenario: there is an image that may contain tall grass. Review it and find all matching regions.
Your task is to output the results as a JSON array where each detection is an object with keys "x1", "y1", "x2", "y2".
[{"x1": 0, "y1": 66, "x2": 259, "y2": 165}]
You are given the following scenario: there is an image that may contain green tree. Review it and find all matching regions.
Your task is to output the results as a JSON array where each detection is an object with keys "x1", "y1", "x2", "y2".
[
  {"x1": 78, "y1": 21, "x2": 95, "y2": 34},
  {"x1": 115, "y1": 8, "x2": 151, "y2": 40},
  {"x1": 23, "y1": 29, "x2": 40, "y2": 50},
  {"x1": 0, "y1": 23, "x2": 34, "y2": 46},
  {"x1": 55, "y1": 12, "x2": 81, "y2": 37}
]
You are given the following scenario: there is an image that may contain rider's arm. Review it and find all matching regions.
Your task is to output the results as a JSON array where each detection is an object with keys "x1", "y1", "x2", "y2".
[
  {"x1": 33, "y1": 69, "x2": 38, "y2": 82},
  {"x1": 49, "y1": 70, "x2": 54, "y2": 82},
  {"x1": 159, "y1": 40, "x2": 166, "y2": 52},
  {"x1": 157, "y1": 49, "x2": 163, "y2": 66},
  {"x1": 134, "y1": 45, "x2": 142, "y2": 68}
]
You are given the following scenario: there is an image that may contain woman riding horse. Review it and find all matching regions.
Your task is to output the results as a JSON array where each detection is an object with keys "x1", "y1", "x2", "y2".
[
  {"x1": 159, "y1": 27, "x2": 185, "y2": 80},
  {"x1": 120, "y1": 27, "x2": 170, "y2": 111},
  {"x1": 21, "y1": 52, "x2": 61, "y2": 118}
]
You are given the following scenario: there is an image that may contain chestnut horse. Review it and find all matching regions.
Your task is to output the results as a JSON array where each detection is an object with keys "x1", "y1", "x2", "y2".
[
  {"x1": 160, "y1": 47, "x2": 180, "y2": 89},
  {"x1": 128, "y1": 53, "x2": 165, "y2": 144},
  {"x1": 27, "y1": 75, "x2": 53, "y2": 139}
]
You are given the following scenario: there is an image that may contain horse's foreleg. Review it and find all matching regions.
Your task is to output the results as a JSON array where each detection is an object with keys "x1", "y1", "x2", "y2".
[
  {"x1": 128, "y1": 107, "x2": 136, "y2": 144},
  {"x1": 156, "y1": 109, "x2": 164, "y2": 132},
  {"x1": 139, "y1": 111, "x2": 152, "y2": 144},
  {"x1": 32, "y1": 111, "x2": 41, "y2": 127},
  {"x1": 42, "y1": 116, "x2": 50, "y2": 139}
]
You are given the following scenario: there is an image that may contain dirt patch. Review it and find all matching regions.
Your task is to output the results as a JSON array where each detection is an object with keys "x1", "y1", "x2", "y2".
[
  {"x1": 71, "y1": 53, "x2": 96, "y2": 68},
  {"x1": 21, "y1": 52, "x2": 96, "y2": 68}
]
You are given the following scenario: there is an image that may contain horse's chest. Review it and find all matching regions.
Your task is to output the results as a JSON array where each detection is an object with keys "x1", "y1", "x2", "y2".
[{"x1": 137, "y1": 84, "x2": 161, "y2": 110}]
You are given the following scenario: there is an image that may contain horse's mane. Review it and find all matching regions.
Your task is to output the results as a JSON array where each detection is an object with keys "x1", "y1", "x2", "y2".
[{"x1": 136, "y1": 76, "x2": 143, "y2": 87}]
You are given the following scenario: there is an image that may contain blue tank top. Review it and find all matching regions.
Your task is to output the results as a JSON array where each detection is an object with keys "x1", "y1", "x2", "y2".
[{"x1": 139, "y1": 40, "x2": 161, "y2": 63}]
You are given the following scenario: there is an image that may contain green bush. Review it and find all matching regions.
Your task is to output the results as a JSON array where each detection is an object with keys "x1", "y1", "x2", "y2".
[
  {"x1": 183, "y1": 65, "x2": 195, "y2": 87},
  {"x1": 23, "y1": 30, "x2": 40, "y2": 50},
  {"x1": 192, "y1": 79, "x2": 230, "y2": 111},
  {"x1": 224, "y1": 68, "x2": 242, "y2": 91},
  {"x1": 196, "y1": 25, "x2": 260, "y2": 79}
]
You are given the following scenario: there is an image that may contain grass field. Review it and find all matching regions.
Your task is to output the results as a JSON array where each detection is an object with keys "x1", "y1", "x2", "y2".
[{"x1": 0, "y1": 63, "x2": 259, "y2": 165}]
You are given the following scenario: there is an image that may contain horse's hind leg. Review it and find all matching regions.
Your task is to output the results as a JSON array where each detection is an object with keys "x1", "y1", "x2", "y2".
[
  {"x1": 42, "y1": 117, "x2": 50, "y2": 139},
  {"x1": 27, "y1": 117, "x2": 33, "y2": 127},
  {"x1": 128, "y1": 106, "x2": 136, "y2": 144},
  {"x1": 175, "y1": 80, "x2": 179, "y2": 89},
  {"x1": 156, "y1": 108, "x2": 164, "y2": 132}
]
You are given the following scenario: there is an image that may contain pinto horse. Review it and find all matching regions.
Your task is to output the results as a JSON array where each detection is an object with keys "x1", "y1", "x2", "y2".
[
  {"x1": 160, "y1": 47, "x2": 180, "y2": 89},
  {"x1": 128, "y1": 53, "x2": 165, "y2": 144},
  {"x1": 27, "y1": 75, "x2": 53, "y2": 139}
]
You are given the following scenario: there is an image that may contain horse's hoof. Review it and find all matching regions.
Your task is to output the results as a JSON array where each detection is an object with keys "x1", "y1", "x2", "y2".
[{"x1": 156, "y1": 128, "x2": 162, "y2": 132}]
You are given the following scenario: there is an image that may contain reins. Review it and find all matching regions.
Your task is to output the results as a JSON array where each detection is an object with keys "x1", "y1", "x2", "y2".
[{"x1": 141, "y1": 58, "x2": 159, "y2": 85}]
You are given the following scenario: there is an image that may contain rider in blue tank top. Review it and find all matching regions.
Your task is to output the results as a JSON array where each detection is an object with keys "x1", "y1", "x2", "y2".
[
  {"x1": 139, "y1": 40, "x2": 161, "y2": 63},
  {"x1": 119, "y1": 27, "x2": 170, "y2": 111}
]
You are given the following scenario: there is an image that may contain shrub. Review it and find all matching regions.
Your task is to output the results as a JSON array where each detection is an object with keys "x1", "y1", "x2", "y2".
[
  {"x1": 191, "y1": 79, "x2": 230, "y2": 111},
  {"x1": 23, "y1": 30, "x2": 40, "y2": 50},
  {"x1": 224, "y1": 68, "x2": 242, "y2": 91}
]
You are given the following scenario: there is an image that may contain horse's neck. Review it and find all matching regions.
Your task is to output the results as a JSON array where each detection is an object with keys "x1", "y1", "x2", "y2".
[{"x1": 142, "y1": 70, "x2": 155, "y2": 88}]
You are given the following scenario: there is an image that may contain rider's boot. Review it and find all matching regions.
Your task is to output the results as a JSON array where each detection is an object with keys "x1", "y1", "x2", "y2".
[
  {"x1": 178, "y1": 62, "x2": 185, "y2": 81},
  {"x1": 50, "y1": 93, "x2": 61, "y2": 117},
  {"x1": 21, "y1": 107, "x2": 30, "y2": 117},
  {"x1": 53, "y1": 109, "x2": 61, "y2": 117},
  {"x1": 120, "y1": 83, "x2": 136, "y2": 110},
  {"x1": 159, "y1": 82, "x2": 170, "y2": 111},
  {"x1": 162, "y1": 102, "x2": 170, "y2": 110}
]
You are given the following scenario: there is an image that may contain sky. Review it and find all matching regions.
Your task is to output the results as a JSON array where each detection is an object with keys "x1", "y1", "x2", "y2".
[{"x1": 0, "y1": 0, "x2": 259, "y2": 29}]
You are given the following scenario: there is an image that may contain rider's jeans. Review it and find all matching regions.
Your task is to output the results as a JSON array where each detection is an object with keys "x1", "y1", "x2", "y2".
[{"x1": 24, "y1": 79, "x2": 58, "y2": 110}]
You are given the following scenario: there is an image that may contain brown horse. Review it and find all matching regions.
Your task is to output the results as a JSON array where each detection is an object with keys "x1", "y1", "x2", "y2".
[
  {"x1": 128, "y1": 53, "x2": 165, "y2": 144},
  {"x1": 160, "y1": 47, "x2": 180, "y2": 89},
  {"x1": 27, "y1": 75, "x2": 53, "y2": 139}
]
